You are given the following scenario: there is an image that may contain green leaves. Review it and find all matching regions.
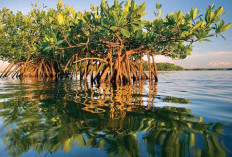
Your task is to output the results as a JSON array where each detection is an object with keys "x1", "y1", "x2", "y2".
[
  {"x1": 44, "y1": 45, "x2": 54, "y2": 51},
  {"x1": 110, "y1": 26, "x2": 118, "y2": 31},
  {"x1": 190, "y1": 8, "x2": 197, "y2": 19},
  {"x1": 102, "y1": 19, "x2": 108, "y2": 25},
  {"x1": 90, "y1": 4, "x2": 94, "y2": 10},
  {"x1": 215, "y1": 6, "x2": 223, "y2": 17},
  {"x1": 56, "y1": 40, "x2": 64, "y2": 45},
  {"x1": 158, "y1": 10, "x2": 161, "y2": 17},
  {"x1": 178, "y1": 11, "x2": 183, "y2": 19},
  {"x1": 131, "y1": 22, "x2": 141, "y2": 30},
  {"x1": 222, "y1": 23, "x2": 232, "y2": 32},
  {"x1": 216, "y1": 20, "x2": 232, "y2": 33},
  {"x1": 205, "y1": 5, "x2": 223, "y2": 23},
  {"x1": 49, "y1": 17, "x2": 53, "y2": 23},
  {"x1": 57, "y1": 14, "x2": 64, "y2": 25},
  {"x1": 121, "y1": 28, "x2": 130, "y2": 38},
  {"x1": 45, "y1": 35, "x2": 49, "y2": 42},
  {"x1": 137, "y1": 3, "x2": 146, "y2": 15},
  {"x1": 0, "y1": 0, "x2": 231, "y2": 67},
  {"x1": 63, "y1": 138, "x2": 72, "y2": 152},
  {"x1": 192, "y1": 21, "x2": 205, "y2": 30},
  {"x1": 57, "y1": 0, "x2": 64, "y2": 8},
  {"x1": 193, "y1": 8, "x2": 198, "y2": 19},
  {"x1": 135, "y1": 30, "x2": 143, "y2": 39},
  {"x1": 154, "y1": 2, "x2": 162, "y2": 18},
  {"x1": 35, "y1": 2, "x2": 38, "y2": 7},
  {"x1": 124, "y1": 0, "x2": 131, "y2": 12},
  {"x1": 155, "y1": 2, "x2": 162, "y2": 10}
]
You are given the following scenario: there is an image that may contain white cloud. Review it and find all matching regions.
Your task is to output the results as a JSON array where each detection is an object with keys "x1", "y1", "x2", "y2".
[
  {"x1": 209, "y1": 61, "x2": 232, "y2": 67},
  {"x1": 155, "y1": 51, "x2": 232, "y2": 68}
]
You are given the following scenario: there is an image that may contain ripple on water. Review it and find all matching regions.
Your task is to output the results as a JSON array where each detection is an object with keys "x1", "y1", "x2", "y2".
[{"x1": 0, "y1": 71, "x2": 231, "y2": 157}]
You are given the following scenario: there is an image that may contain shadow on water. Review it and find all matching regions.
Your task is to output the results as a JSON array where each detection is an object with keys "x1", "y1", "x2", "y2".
[{"x1": 0, "y1": 78, "x2": 228, "y2": 157}]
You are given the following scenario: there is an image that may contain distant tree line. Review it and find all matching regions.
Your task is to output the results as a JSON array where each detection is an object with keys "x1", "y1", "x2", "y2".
[
  {"x1": 144, "y1": 63, "x2": 232, "y2": 71},
  {"x1": 143, "y1": 62, "x2": 184, "y2": 71}
]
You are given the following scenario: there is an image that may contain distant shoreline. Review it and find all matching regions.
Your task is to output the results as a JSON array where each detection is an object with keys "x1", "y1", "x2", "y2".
[{"x1": 184, "y1": 68, "x2": 232, "y2": 71}]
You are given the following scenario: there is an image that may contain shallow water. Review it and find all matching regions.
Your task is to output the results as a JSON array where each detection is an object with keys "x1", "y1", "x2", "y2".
[{"x1": 0, "y1": 71, "x2": 231, "y2": 157}]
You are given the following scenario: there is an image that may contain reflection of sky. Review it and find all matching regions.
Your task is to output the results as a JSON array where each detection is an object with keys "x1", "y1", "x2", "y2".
[
  {"x1": 158, "y1": 71, "x2": 232, "y2": 123},
  {"x1": 0, "y1": 0, "x2": 231, "y2": 68},
  {"x1": 0, "y1": 71, "x2": 232, "y2": 156}
]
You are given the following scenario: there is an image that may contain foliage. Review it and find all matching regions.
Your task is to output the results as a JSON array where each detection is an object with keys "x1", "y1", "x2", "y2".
[
  {"x1": 143, "y1": 62, "x2": 184, "y2": 71},
  {"x1": 0, "y1": 0, "x2": 231, "y2": 84},
  {"x1": 162, "y1": 96, "x2": 191, "y2": 104}
]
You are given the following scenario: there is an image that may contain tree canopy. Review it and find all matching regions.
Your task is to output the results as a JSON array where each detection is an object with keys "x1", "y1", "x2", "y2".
[{"x1": 0, "y1": 0, "x2": 231, "y2": 84}]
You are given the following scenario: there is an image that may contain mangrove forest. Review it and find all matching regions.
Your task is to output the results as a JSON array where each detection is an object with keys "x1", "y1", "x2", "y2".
[{"x1": 0, "y1": 0, "x2": 231, "y2": 84}]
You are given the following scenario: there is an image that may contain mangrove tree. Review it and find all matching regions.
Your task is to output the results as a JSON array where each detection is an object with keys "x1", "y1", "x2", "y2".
[{"x1": 0, "y1": 0, "x2": 231, "y2": 84}]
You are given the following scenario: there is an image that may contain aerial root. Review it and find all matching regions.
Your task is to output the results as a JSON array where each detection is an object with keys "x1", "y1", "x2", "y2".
[{"x1": 1, "y1": 53, "x2": 159, "y2": 84}]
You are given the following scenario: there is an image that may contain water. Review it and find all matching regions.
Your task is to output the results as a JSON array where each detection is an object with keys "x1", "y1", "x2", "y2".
[{"x1": 0, "y1": 71, "x2": 231, "y2": 157}]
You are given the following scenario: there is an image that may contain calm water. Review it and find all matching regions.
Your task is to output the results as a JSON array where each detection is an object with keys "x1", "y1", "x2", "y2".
[{"x1": 0, "y1": 71, "x2": 231, "y2": 157}]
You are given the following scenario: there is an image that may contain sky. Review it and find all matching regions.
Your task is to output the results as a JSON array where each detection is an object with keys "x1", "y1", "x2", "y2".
[{"x1": 0, "y1": 0, "x2": 232, "y2": 68}]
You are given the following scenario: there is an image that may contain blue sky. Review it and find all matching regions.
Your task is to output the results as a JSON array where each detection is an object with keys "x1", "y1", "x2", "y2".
[{"x1": 0, "y1": 0, "x2": 232, "y2": 68}]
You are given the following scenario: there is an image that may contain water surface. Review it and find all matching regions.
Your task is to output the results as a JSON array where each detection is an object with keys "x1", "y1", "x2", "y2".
[{"x1": 0, "y1": 71, "x2": 231, "y2": 157}]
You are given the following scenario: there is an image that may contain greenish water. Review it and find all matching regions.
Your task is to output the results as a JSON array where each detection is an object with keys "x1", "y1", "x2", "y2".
[{"x1": 0, "y1": 71, "x2": 231, "y2": 157}]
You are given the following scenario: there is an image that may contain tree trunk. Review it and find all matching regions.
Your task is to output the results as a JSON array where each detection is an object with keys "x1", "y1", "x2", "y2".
[{"x1": 152, "y1": 54, "x2": 158, "y2": 82}]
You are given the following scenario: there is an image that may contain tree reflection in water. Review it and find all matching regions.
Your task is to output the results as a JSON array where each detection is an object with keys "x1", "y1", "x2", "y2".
[{"x1": 0, "y1": 79, "x2": 227, "y2": 157}]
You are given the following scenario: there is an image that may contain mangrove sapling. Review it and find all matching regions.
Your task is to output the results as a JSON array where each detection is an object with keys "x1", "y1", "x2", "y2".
[{"x1": 0, "y1": 0, "x2": 231, "y2": 85}]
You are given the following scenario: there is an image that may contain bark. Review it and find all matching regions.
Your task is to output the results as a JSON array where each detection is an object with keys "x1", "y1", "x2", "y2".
[{"x1": 151, "y1": 54, "x2": 158, "y2": 82}]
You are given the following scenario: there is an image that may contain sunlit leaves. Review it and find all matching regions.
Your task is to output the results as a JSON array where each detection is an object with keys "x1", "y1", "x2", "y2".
[
  {"x1": 198, "y1": 116, "x2": 203, "y2": 122},
  {"x1": 49, "y1": 17, "x2": 53, "y2": 23},
  {"x1": 193, "y1": 8, "x2": 197, "y2": 19},
  {"x1": 45, "y1": 35, "x2": 49, "y2": 42},
  {"x1": 155, "y1": 2, "x2": 162, "y2": 10},
  {"x1": 74, "y1": 135, "x2": 86, "y2": 147},
  {"x1": 154, "y1": 2, "x2": 162, "y2": 18},
  {"x1": 57, "y1": 14, "x2": 64, "y2": 25},
  {"x1": 63, "y1": 138, "x2": 72, "y2": 152},
  {"x1": 137, "y1": 2, "x2": 146, "y2": 15},
  {"x1": 216, "y1": 20, "x2": 232, "y2": 33},
  {"x1": 214, "y1": 6, "x2": 223, "y2": 17},
  {"x1": 191, "y1": 21, "x2": 205, "y2": 30},
  {"x1": 158, "y1": 10, "x2": 161, "y2": 17},
  {"x1": 221, "y1": 23, "x2": 232, "y2": 32},
  {"x1": 121, "y1": 28, "x2": 130, "y2": 38},
  {"x1": 101, "y1": 0, "x2": 106, "y2": 9},
  {"x1": 124, "y1": 0, "x2": 131, "y2": 12},
  {"x1": 90, "y1": 4, "x2": 94, "y2": 10},
  {"x1": 0, "y1": 0, "x2": 231, "y2": 76},
  {"x1": 178, "y1": 11, "x2": 183, "y2": 19},
  {"x1": 114, "y1": 0, "x2": 119, "y2": 8},
  {"x1": 57, "y1": 0, "x2": 64, "y2": 8},
  {"x1": 110, "y1": 26, "x2": 118, "y2": 31},
  {"x1": 35, "y1": 2, "x2": 38, "y2": 7},
  {"x1": 205, "y1": 4, "x2": 223, "y2": 23},
  {"x1": 189, "y1": 133, "x2": 195, "y2": 147}
]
